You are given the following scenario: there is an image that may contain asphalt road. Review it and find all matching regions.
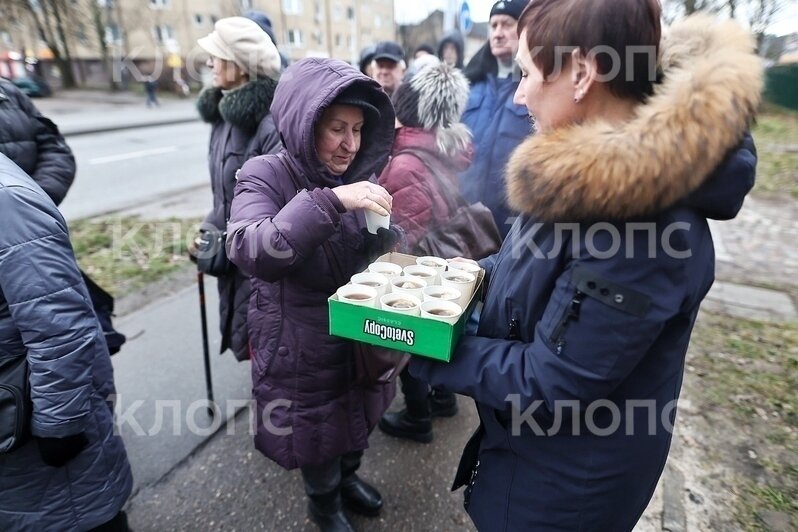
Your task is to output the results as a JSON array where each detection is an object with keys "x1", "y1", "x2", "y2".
[{"x1": 59, "y1": 121, "x2": 211, "y2": 220}]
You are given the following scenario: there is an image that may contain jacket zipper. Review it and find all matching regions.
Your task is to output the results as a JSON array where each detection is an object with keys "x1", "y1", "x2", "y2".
[
  {"x1": 0, "y1": 384, "x2": 26, "y2": 446},
  {"x1": 551, "y1": 291, "x2": 586, "y2": 355}
]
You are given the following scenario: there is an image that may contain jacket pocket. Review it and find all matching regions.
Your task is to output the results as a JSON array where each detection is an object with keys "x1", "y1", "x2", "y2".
[{"x1": 547, "y1": 265, "x2": 652, "y2": 356}]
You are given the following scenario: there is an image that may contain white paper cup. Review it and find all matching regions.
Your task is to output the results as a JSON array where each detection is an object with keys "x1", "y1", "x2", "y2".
[
  {"x1": 380, "y1": 293, "x2": 422, "y2": 316},
  {"x1": 421, "y1": 300, "x2": 463, "y2": 325},
  {"x1": 403, "y1": 265, "x2": 439, "y2": 286},
  {"x1": 416, "y1": 256, "x2": 448, "y2": 275},
  {"x1": 337, "y1": 284, "x2": 378, "y2": 308},
  {"x1": 364, "y1": 210, "x2": 390, "y2": 235},
  {"x1": 422, "y1": 285, "x2": 462, "y2": 303},
  {"x1": 368, "y1": 261, "x2": 403, "y2": 282},
  {"x1": 447, "y1": 260, "x2": 482, "y2": 276},
  {"x1": 390, "y1": 275, "x2": 427, "y2": 299},
  {"x1": 440, "y1": 270, "x2": 476, "y2": 308},
  {"x1": 350, "y1": 272, "x2": 390, "y2": 299}
]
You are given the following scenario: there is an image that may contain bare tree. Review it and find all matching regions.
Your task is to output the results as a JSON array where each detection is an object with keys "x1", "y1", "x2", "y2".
[
  {"x1": 0, "y1": 0, "x2": 80, "y2": 87},
  {"x1": 747, "y1": 0, "x2": 786, "y2": 51}
]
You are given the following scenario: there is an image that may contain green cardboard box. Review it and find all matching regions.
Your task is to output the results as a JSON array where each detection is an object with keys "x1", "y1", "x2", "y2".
[{"x1": 328, "y1": 252, "x2": 484, "y2": 362}]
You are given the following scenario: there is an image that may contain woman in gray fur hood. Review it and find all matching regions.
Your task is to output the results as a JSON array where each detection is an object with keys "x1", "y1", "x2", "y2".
[{"x1": 194, "y1": 16, "x2": 282, "y2": 361}]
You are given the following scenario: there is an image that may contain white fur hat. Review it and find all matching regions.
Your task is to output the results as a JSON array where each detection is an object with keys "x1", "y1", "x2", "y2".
[{"x1": 198, "y1": 16, "x2": 281, "y2": 80}]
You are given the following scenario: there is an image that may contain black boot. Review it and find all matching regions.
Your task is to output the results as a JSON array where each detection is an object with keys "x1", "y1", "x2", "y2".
[
  {"x1": 308, "y1": 490, "x2": 354, "y2": 532},
  {"x1": 341, "y1": 474, "x2": 383, "y2": 517},
  {"x1": 378, "y1": 409, "x2": 433, "y2": 443},
  {"x1": 429, "y1": 390, "x2": 458, "y2": 418}
]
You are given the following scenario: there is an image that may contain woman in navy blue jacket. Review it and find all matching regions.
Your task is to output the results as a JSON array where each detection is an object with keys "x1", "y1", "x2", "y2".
[{"x1": 411, "y1": 1, "x2": 760, "y2": 530}]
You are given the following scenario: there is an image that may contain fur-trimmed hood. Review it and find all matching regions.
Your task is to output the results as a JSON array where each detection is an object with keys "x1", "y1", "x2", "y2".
[
  {"x1": 506, "y1": 15, "x2": 763, "y2": 222},
  {"x1": 196, "y1": 77, "x2": 277, "y2": 134}
]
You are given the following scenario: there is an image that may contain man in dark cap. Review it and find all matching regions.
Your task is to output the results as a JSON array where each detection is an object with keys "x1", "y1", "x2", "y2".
[
  {"x1": 370, "y1": 41, "x2": 406, "y2": 96},
  {"x1": 459, "y1": 0, "x2": 531, "y2": 238}
]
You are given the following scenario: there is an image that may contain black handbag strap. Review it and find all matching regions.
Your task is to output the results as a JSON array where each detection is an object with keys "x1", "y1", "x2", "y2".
[
  {"x1": 394, "y1": 148, "x2": 468, "y2": 214},
  {"x1": 276, "y1": 153, "x2": 349, "y2": 287}
]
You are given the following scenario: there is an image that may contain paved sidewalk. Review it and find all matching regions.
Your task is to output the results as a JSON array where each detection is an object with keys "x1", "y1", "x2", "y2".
[{"x1": 34, "y1": 91, "x2": 199, "y2": 136}]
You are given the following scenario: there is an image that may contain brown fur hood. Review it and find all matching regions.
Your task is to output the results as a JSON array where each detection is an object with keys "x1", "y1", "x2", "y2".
[{"x1": 506, "y1": 14, "x2": 763, "y2": 222}]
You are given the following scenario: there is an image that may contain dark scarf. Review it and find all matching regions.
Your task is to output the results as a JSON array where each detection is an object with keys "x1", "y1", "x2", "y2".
[{"x1": 196, "y1": 77, "x2": 278, "y2": 134}]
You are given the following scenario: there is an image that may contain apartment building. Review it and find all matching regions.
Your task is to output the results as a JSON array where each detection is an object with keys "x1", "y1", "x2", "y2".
[{"x1": 0, "y1": 0, "x2": 396, "y2": 87}]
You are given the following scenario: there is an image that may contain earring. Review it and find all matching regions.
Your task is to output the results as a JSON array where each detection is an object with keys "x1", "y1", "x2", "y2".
[{"x1": 574, "y1": 90, "x2": 584, "y2": 103}]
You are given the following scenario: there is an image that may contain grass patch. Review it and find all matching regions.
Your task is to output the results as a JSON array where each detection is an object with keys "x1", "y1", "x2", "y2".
[
  {"x1": 752, "y1": 106, "x2": 798, "y2": 199},
  {"x1": 69, "y1": 216, "x2": 202, "y2": 297},
  {"x1": 689, "y1": 311, "x2": 798, "y2": 529}
]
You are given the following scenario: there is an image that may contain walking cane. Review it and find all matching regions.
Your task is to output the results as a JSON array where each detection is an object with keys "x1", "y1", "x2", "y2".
[{"x1": 197, "y1": 271, "x2": 215, "y2": 418}]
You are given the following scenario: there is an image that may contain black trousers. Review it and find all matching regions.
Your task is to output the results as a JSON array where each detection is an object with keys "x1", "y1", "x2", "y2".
[
  {"x1": 400, "y1": 367, "x2": 431, "y2": 419},
  {"x1": 300, "y1": 450, "x2": 363, "y2": 496}
]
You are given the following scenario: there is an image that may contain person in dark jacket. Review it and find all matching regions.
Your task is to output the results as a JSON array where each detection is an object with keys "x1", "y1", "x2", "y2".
[
  {"x1": 437, "y1": 31, "x2": 465, "y2": 69},
  {"x1": 0, "y1": 78, "x2": 75, "y2": 205},
  {"x1": 0, "y1": 154, "x2": 133, "y2": 531},
  {"x1": 459, "y1": 0, "x2": 530, "y2": 238},
  {"x1": 411, "y1": 2, "x2": 761, "y2": 530},
  {"x1": 195, "y1": 16, "x2": 282, "y2": 361},
  {"x1": 226, "y1": 58, "x2": 397, "y2": 532},
  {"x1": 377, "y1": 63, "x2": 471, "y2": 443}
]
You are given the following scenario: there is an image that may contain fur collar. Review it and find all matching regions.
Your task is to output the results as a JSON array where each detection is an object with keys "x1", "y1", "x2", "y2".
[
  {"x1": 196, "y1": 77, "x2": 277, "y2": 133},
  {"x1": 506, "y1": 15, "x2": 763, "y2": 222}
]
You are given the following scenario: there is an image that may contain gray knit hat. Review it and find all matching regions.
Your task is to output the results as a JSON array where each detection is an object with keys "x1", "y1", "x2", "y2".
[{"x1": 393, "y1": 63, "x2": 470, "y2": 130}]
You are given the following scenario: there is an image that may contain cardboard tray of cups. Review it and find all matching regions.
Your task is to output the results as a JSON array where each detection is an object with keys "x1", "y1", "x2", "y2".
[{"x1": 328, "y1": 252, "x2": 484, "y2": 363}]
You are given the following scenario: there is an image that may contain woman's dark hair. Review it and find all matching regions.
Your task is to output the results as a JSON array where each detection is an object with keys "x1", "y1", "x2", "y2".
[{"x1": 518, "y1": 0, "x2": 662, "y2": 102}]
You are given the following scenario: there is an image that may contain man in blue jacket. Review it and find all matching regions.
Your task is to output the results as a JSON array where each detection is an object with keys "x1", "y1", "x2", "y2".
[{"x1": 459, "y1": 0, "x2": 531, "y2": 238}]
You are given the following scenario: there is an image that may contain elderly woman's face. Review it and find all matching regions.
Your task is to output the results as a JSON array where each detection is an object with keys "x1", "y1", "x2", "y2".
[
  {"x1": 514, "y1": 30, "x2": 583, "y2": 133},
  {"x1": 206, "y1": 56, "x2": 247, "y2": 90},
  {"x1": 315, "y1": 104, "x2": 364, "y2": 176}
]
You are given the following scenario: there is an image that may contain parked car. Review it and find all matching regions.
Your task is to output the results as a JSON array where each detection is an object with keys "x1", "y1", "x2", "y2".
[{"x1": 11, "y1": 76, "x2": 52, "y2": 97}]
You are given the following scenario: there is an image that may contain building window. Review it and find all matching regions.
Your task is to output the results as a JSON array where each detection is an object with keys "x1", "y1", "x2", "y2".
[
  {"x1": 287, "y1": 29, "x2": 303, "y2": 46},
  {"x1": 335, "y1": 34, "x2": 341, "y2": 47},
  {"x1": 104, "y1": 24, "x2": 121, "y2": 44},
  {"x1": 240, "y1": 0, "x2": 253, "y2": 9},
  {"x1": 193, "y1": 14, "x2": 204, "y2": 27},
  {"x1": 346, "y1": 6, "x2": 354, "y2": 20},
  {"x1": 333, "y1": 4, "x2": 341, "y2": 21},
  {"x1": 210, "y1": 15, "x2": 218, "y2": 24},
  {"x1": 374, "y1": 15, "x2": 382, "y2": 28},
  {"x1": 149, "y1": 0, "x2": 170, "y2": 9},
  {"x1": 154, "y1": 24, "x2": 174, "y2": 43},
  {"x1": 347, "y1": 34, "x2": 354, "y2": 48},
  {"x1": 282, "y1": 0, "x2": 303, "y2": 15}
]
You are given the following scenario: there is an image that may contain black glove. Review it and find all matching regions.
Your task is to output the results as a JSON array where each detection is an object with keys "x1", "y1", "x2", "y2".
[
  {"x1": 362, "y1": 226, "x2": 403, "y2": 261},
  {"x1": 37, "y1": 432, "x2": 89, "y2": 467}
]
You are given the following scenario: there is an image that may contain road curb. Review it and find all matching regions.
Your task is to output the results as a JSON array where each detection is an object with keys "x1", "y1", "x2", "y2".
[
  {"x1": 62, "y1": 116, "x2": 200, "y2": 137},
  {"x1": 662, "y1": 464, "x2": 687, "y2": 532}
]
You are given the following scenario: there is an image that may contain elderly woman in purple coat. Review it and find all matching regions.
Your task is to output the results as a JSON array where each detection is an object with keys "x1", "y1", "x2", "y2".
[{"x1": 226, "y1": 58, "x2": 397, "y2": 532}]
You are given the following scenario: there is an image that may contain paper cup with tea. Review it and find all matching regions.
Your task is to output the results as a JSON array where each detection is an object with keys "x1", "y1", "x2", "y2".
[
  {"x1": 447, "y1": 260, "x2": 482, "y2": 276},
  {"x1": 422, "y1": 285, "x2": 461, "y2": 303},
  {"x1": 440, "y1": 270, "x2": 476, "y2": 307},
  {"x1": 367, "y1": 261, "x2": 403, "y2": 282},
  {"x1": 380, "y1": 293, "x2": 422, "y2": 316},
  {"x1": 364, "y1": 210, "x2": 390, "y2": 235},
  {"x1": 403, "y1": 265, "x2": 439, "y2": 285},
  {"x1": 416, "y1": 256, "x2": 448, "y2": 275},
  {"x1": 336, "y1": 284, "x2": 378, "y2": 308},
  {"x1": 390, "y1": 275, "x2": 427, "y2": 299},
  {"x1": 420, "y1": 300, "x2": 463, "y2": 325},
  {"x1": 350, "y1": 272, "x2": 390, "y2": 298}
]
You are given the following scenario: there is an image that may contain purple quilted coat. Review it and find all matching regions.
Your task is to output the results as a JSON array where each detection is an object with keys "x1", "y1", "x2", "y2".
[{"x1": 226, "y1": 59, "x2": 397, "y2": 470}]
